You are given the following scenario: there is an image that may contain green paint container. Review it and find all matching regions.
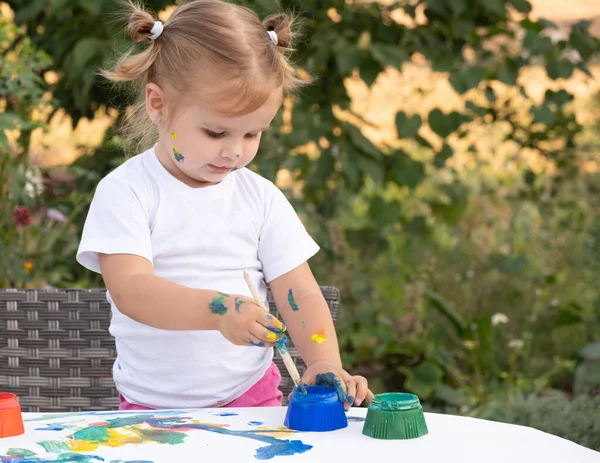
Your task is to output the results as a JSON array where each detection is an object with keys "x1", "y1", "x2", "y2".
[{"x1": 362, "y1": 393, "x2": 428, "y2": 440}]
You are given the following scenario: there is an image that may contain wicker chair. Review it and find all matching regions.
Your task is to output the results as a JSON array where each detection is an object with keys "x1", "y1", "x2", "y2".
[{"x1": 0, "y1": 287, "x2": 340, "y2": 412}]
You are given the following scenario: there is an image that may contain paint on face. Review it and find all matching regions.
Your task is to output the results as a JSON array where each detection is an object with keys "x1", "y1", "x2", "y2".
[
  {"x1": 287, "y1": 289, "x2": 299, "y2": 311},
  {"x1": 315, "y1": 372, "x2": 347, "y2": 402},
  {"x1": 310, "y1": 328, "x2": 328, "y2": 344},
  {"x1": 234, "y1": 297, "x2": 244, "y2": 313},
  {"x1": 249, "y1": 339, "x2": 265, "y2": 347},
  {"x1": 209, "y1": 292, "x2": 229, "y2": 315},
  {"x1": 172, "y1": 145, "x2": 185, "y2": 163},
  {"x1": 302, "y1": 320, "x2": 306, "y2": 329}
]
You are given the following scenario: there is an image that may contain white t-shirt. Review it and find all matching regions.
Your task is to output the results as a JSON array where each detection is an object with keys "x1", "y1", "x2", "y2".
[{"x1": 76, "y1": 147, "x2": 319, "y2": 409}]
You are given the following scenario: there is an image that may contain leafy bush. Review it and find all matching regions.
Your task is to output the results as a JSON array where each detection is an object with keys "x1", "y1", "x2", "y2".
[{"x1": 471, "y1": 392, "x2": 600, "y2": 451}]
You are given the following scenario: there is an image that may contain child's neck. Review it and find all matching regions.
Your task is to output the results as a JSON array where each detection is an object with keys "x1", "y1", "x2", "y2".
[{"x1": 155, "y1": 143, "x2": 217, "y2": 189}]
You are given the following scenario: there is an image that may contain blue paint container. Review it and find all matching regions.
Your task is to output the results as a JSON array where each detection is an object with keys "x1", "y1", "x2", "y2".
[{"x1": 284, "y1": 386, "x2": 348, "y2": 432}]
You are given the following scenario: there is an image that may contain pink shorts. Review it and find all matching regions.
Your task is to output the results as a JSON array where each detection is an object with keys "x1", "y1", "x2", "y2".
[{"x1": 119, "y1": 362, "x2": 283, "y2": 410}]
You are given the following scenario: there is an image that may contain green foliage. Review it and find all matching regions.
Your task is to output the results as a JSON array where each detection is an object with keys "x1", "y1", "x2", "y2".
[
  {"x1": 471, "y1": 393, "x2": 600, "y2": 451},
  {"x1": 0, "y1": 19, "x2": 100, "y2": 288}
]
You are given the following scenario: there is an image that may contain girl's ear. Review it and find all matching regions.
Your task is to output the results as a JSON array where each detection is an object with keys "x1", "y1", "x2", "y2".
[{"x1": 145, "y1": 83, "x2": 167, "y2": 123}]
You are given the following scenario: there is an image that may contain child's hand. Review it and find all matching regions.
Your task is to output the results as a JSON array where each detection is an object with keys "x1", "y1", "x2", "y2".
[
  {"x1": 300, "y1": 360, "x2": 373, "y2": 411},
  {"x1": 214, "y1": 294, "x2": 286, "y2": 348}
]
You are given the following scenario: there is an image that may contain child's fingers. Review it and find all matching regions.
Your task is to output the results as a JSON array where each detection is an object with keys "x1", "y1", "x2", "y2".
[
  {"x1": 251, "y1": 323, "x2": 286, "y2": 344},
  {"x1": 343, "y1": 375, "x2": 357, "y2": 411},
  {"x1": 261, "y1": 311, "x2": 286, "y2": 332},
  {"x1": 352, "y1": 375, "x2": 369, "y2": 406},
  {"x1": 247, "y1": 335, "x2": 274, "y2": 349},
  {"x1": 315, "y1": 372, "x2": 347, "y2": 402}
]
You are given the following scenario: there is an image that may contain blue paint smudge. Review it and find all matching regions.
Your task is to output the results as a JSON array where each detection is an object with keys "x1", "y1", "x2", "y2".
[
  {"x1": 213, "y1": 412, "x2": 238, "y2": 417},
  {"x1": 266, "y1": 325, "x2": 285, "y2": 333},
  {"x1": 287, "y1": 289, "x2": 299, "y2": 311},
  {"x1": 209, "y1": 293, "x2": 228, "y2": 315},
  {"x1": 146, "y1": 418, "x2": 312, "y2": 460},
  {"x1": 347, "y1": 396, "x2": 355, "y2": 404},
  {"x1": 275, "y1": 335, "x2": 288, "y2": 355},
  {"x1": 249, "y1": 339, "x2": 265, "y2": 347},
  {"x1": 234, "y1": 297, "x2": 244, "y2": 313},
  {"x1": 347, "y1": 416, "x2": 366, "y2": 422},
  {"x1": 248, "y1": 421, "x2": 264, "y2": 426},
  {"x1": 35, "y1": 425, "x2": 65, "y2": 431},
  {"x1": 315, "y1": 372, "x2": 347, "y2": 402}
]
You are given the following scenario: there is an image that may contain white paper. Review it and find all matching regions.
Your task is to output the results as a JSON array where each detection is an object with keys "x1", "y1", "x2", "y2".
[{"x1": 0, "y1": 408, "x2": 597, "y2": 462}]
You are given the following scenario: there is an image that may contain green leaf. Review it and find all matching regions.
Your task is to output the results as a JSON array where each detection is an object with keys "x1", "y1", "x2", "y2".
[
  {"x1": 434, "y1": 385, "x2": 472, "y2": 407},
  {"x1": 359, "y1": 56, "x2": 383, "y2": 87},
  {"x1": 0, "y1": 131, "x2": 9, "y2": 152},
  {"x1": 532, "y1": 104, "x2": 556, "y2": 127},
  {"x1": 579, "y1": 342, "x2": 600, "y2": 361},
  {"x1": 544, "y1": 89, "x2": 574, "y2": 106},
  {"x1": 510, "y1": 0, "x2": 532, "y2": 13},
  {"x1": 66, "y1": 37, "x2": 103, "y2": 76},
  {"x1": 395, "y1": 112, "x2": 422, "y2": 139},
  {"x1": 497, "y1": 59, "x2": 519, "y2": 85},
  {"x1": 0, "y1": 113, "x2": 22, "y2": 131},
  {"x1": 488, "y1": 254, "x2": 528, "y2": 276},
  {"x1": 523, "y1": 31, "x2": 553, "y2": 55},
  {"x1": 368, "y1": 197, "x2": 401, "y2": 226},
  {"x1": 370, "y1": 44, "x2": 409, "y2": 71},
  {"x1": 333, "y1": 40, "x2": 362, "y2": 75},
  {"x1": 546, "y1": 58, "x2": 575, "y2": 80},
  {"x1": 387, "y1": 151, "x2": 425, "y2": 189},
  {"x1": 485, "y1": 86, "x2": 497, "y2": 103},
  {"x1": 570, "y1": 31, "x2": 597, "y2": 61},
  {"x1": 430, "y1": 183, "x2": 468, "y2": 224},
  {"x1": 520, "y1": 19, "x2": 545, "y2": 33},
  {"x1": 428, "y1": 109, "x2": 469, "y2": 138},
  {"x1": 14, "y1": 0, "x2": 45, "y2": 23},
  {"x1": 345, "y1": 227, "x2": 388, "y2": 255},
  {"x1": 434, "y1": 143, "x2": 453, "y2": 168},
  {"x1": 466, "y1": 101, "x2": 488, "y2": 118},
  {"x1": 348, "y1": 126, "x2": 382, "y2": 160},
  {"x1": 357, "y1": 155, "x2": 385, "y2": 186},
  {"x1": 450, "y1": 67, "x2": 485, "y2": 94},
  {"x1": 424, "y1": 290, "x2": 467, "y2": 335},
  {"x1": 403, "y1": 362, "x2": 444, "y2": 399},
  {"x1": 78, "y1": 0, "x2": 104, "y2": 14},
  {"x1": 482, "y1": 0, "x2": 506, "y2": 16}
]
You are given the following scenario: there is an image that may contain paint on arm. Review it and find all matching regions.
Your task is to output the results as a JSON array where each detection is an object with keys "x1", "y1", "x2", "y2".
[
  {"x1": 209, "y1": 292, "x2": 229, "y2": 315},
  {"x1": 309, "y1": 328, "x2": 328, "y2": 344},
  {"x1": 288, "y1": 289, "x2": 299, "y2": 311}
]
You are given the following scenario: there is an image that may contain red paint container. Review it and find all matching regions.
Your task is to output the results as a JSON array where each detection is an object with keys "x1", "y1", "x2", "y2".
[{"x1": 0, "y1": 393, "x2": 25, "y2": 438}]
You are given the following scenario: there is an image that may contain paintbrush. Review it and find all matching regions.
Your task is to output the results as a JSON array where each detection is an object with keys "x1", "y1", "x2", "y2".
[{"x1": 243, "y1": 271, "x2": 307, "y2": 394}]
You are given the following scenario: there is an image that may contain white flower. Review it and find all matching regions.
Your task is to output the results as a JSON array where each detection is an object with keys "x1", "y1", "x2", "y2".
[
  {"x1": 46, "y1": 208, "x2": 67, "y2": 222},
  {"x1": 491, "y1": 313, "x2": 509, "y2": 326},
  {"x1": 551, "y1": 299, "x2": 560, "y2": 307},
  {"x1": 509, "y1": 339, "x2": 524, "y2": 349}
]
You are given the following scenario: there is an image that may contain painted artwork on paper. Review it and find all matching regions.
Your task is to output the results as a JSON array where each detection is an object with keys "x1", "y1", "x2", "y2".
[{"x1": 0, "y1": 409, "x2": 324, "y2": 462}]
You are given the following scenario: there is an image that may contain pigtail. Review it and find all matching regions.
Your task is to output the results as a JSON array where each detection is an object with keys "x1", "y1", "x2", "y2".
[
  {"x1": 263, "y1": 13, "x2": 295, "y2": 50},
  {"x1": 101, "y1": 0, "x2": 162, "y2": 83},
  {"x1": 262, "y1": 13, "x2": 309, "y2": 92}
]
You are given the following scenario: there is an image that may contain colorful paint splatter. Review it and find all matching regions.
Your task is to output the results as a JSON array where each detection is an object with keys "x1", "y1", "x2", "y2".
[
  {"x1": 170, "y1": 133, "x2": 184, "y2": 163},
  {"x1": 3, "y1": 411, "x2": 314, "y2": 461},
  {"x1": 249, "y1": 339, "x2": 265, "y2": 347},
  {"x1": 234, "y1": 297, "x2": 244, "y2": 313},
  {"x1": 287, "y1": 289, "x2": 299, "y2": 311},
  {"x1": 209, "y1": 292, "x2": 229, "y2": 315},
  {"x1": 310, "y1": 328, "x2": 328, "y2": 344}
]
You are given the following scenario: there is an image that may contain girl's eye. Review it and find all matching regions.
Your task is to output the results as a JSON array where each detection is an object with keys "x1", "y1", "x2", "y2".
[
  {"x1": 245, "y1": 133, "x2": 260, "y2": 139},
  {"x1": 204, "y1": 129, "x2": 225, "y2": 139}
]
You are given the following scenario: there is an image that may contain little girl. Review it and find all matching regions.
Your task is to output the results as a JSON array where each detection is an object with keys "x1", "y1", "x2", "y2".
[{"x1": 77, "y1": 0, "x2": 372, "y2": 410}]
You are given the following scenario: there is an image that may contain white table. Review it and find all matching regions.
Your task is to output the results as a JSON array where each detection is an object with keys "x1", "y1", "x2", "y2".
[{"x1": 0, "y1": 407, "x2": 598, "y2": 462}]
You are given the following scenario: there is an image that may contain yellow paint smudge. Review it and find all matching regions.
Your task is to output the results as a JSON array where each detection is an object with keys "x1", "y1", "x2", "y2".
[
  {"x1": 171, "y1": 131, "x2": 177, "y2": 140},
  {"x1": 266, "y1": 332, "x2": 277, "y2": 342},
  {"x1": 310, "y1": 328, "x2": 328, "y2": 344}
]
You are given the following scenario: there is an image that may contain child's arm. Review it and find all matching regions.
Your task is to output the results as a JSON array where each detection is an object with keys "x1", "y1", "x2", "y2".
[
  {"x1": 269, "y1": 262, "x2": 373, "y2": 409},
  {"x1": 99, "y1": 253, "x2": 285, "y2": 346}
]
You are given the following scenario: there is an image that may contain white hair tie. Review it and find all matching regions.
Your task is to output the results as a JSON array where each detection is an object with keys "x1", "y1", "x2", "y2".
[
  {"x1": 149, "y1": 21, "x2": 164, "y2": 41},
  {"x1": 267, "y1": 30, "x2": 278, "y2": 45}
]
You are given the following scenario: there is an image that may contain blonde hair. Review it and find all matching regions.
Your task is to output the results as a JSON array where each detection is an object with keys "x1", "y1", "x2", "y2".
[{"x1": 103, "y1": 0, "x2": 304, "y2": 152}]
